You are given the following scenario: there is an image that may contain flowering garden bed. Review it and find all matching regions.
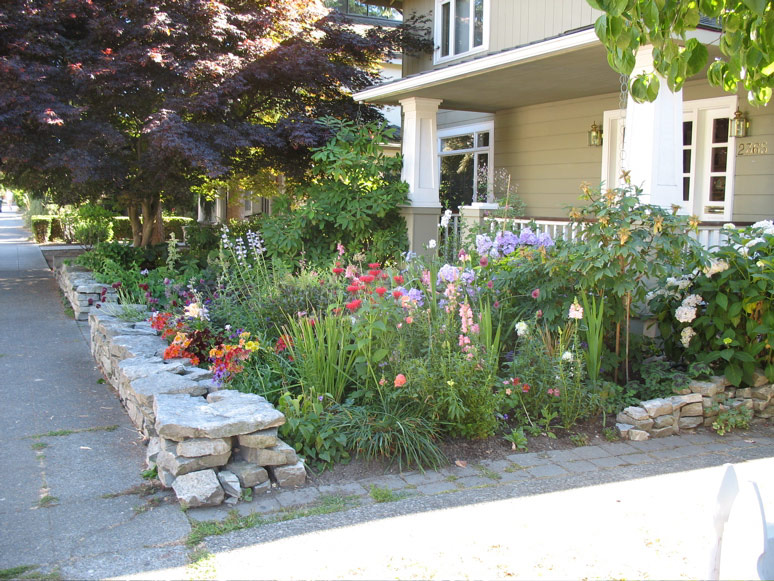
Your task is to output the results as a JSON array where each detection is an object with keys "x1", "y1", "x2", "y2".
[{"x1": 64, "y1": 177, "x2": 773, "y2": 475}]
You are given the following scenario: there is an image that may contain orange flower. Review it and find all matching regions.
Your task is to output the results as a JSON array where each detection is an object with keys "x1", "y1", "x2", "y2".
[{"x1": 394, "y1": 374, "x2": 407, "y2": 387}]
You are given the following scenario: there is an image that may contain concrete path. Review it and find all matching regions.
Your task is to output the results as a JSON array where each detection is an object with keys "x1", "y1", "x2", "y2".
[{"x1": 0, "y1": 206, "x2": 772, "y2": 580}]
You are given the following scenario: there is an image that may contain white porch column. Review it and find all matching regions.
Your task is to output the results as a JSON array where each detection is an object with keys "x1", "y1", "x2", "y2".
[
  {"x1": 623, "y1": 45, "x2": 683, "y2": 210},
  {"x1": 399, "y1": 97, "x2": 443, "y2": 255}
]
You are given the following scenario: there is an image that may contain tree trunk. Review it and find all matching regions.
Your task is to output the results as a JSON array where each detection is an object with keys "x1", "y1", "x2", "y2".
[
  {"x1": 135, "y1": 194, "x2": 162, "y2": 247},
  {"x1": 128, "y1": 204, "x2": 142, "y2": 247}
]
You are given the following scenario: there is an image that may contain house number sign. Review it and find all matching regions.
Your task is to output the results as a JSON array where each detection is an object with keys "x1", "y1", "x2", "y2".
[{"x1": 737, "y1": 141, "x2": 768, "y2": 155}]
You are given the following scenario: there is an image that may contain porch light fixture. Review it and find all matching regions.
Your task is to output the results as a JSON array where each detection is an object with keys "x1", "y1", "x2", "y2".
[
  {"x1": 730, "y1": 109, "x2": 749, "y2": 138},
  {"x1": 588, "y1": 121, "x2": 603, "y2": 146}
]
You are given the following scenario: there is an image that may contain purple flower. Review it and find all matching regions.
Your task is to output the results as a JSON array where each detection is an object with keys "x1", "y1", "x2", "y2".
[
  {"x1": 318, "y1": 395, "x2": 324, "y2": 402},
  {"x1": 438, "y1": 264, "x2": 460, "y2": 284},
  {"x1": 476, "y1": 234, "x2": 493, "y2": 256}
]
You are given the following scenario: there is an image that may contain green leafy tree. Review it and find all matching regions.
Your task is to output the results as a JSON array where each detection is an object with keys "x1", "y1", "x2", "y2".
[
  {"x1": 587, "y1": 0, "x2": 774, "y2": 105},
  {"x1": 261, "y1": 118, "x2": 409, "y2": 264}
]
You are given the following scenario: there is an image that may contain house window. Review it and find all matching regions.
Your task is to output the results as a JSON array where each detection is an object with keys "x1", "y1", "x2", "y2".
[
  {"x1": 438, "y1": 122, "x2": 493, "y2": 211},
  {"x1": 601, "y1": 96, "x2": 737, "y2": 221},
  {"x1": 436, "y1": 0, "x2": 487, "y2": 62},
  {"x1": 325, "y1": 0, "x2": 402, "y2": 22}
]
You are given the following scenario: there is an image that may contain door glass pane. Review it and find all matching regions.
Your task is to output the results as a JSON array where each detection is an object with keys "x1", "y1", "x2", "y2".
[
  {"x1": 476, "y1": 153, "x2": 488, "y2": 202},
  {"x1": 712, "y1": 118, "x2": 729, "y2": 144},
  {"x1": 710, "y1": 176, "x2": 726, "y2": 202},
  {"x1": 711, "y1": 147, "x2": 727, "y2": 173},
  {"x1": 683, "y1": 121, "x2": 693, "y2": 145},
  {"x1": 473, "y1": 0, "x2": 484, "y2": 47},
  {"x1": 441, "y1": 134, "x2": 474, "y2": 151},
  {"x1": 477, "y1": 131, "x2": 489, "y2": 147},
  {"x1": 441, "y1": 2, "x2": 450, "y2": 57},
  {"x1": 440, "y1": 153, "x2": 474, "y2": 211},
  {"x1": 683, "y1": 177, "x2": 690, "y2": 202},
  {"x1": 454, "y1": 0, "x2": 470, "y2": 54},
  {"x1": 683, "y1": 149, "x2": 691, "y2": 172}
]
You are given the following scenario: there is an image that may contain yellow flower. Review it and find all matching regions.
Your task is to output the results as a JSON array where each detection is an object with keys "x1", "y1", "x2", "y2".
[
  {"x1": 652, "y1": 215, "x2": 664, "y2": 234},
  {"x1": 245, "y1": 340, "x2": 259, "y2": 351},
  {"x1": 599, "y1": 215, "x2": 609, "y2": 226},
  {"x1": 579, "y1": 182, "x2": 591, "y2": 197},
  {"x1": 618, "y1": 227, "x2": 630, "y2": 245},
  {"x1": 619, "y1": 170, "x2": 631, "y2": 185},
  {"x1": 671, "y1": 204, "x2": 681, "y2": 215},
  {"x1": 604, "y1": 189, "x2": 617, "y2": 205},
  {"x1": 569, "y1": 207, "x2": 582, "y2": 220},
  {"x1": 689, "y1": 215, "x2": 700, "y2": 230}
]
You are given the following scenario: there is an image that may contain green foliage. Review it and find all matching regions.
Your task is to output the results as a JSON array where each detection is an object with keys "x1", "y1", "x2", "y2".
[
  {"x1": 648, "y1": 222, "x2": 774, "y2": 386},
  {"x1": 626, "y1": 358, "x2": 691, "y2": 401},
  {"x1": 552, "y1": 181, "x2": 705, "y2": 380},
  {"x1": 368, "y1": 485, "x2": 407, "y2": 503},
  {"x1": 503, "y1": 427, "x2": 528, "y2": 451},
  {"x1": 31, "y1": 215, "x2": 54, "y2": 243},
  {"x1": 329, "y1": 398, "x2": 447, "y2": 472},
  {"x1": 261, "y1": 119, "x2": 409, "y2": 265},
  {"x1": 277, "y1": 393, "x2": 350, "y2": 472},
  {"x1": 588, "y1": 0, "x2": 773, "y2": 105},
  {"x1": 712, "y1": 404, "x2": 753, "y2": 435},
  {"x1": 282, "y1": 312, "x2": 359, "y2": 404}
]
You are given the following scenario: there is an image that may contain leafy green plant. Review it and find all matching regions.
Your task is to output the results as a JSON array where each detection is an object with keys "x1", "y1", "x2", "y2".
[
  {"x1": 626, "y1": 359, "x2": 691, "y2": 402},
  {"x1": 277, "y1": 393, "x2": 350, "y2": 472},
  {"x1": 570, "y1": 433, "x2": 589, "y2": 447},
  {"x1": 503, "y1": 427, "x2": 528, "y2": 451},
  {"x1": 261, "y1": 118, "x2": 409, "y2": 265},
  {"x1": 603, "y1": 427, "x2": 619, "y2": 442},
  {"x1": 711, "y1": 404, "x2": 752, "y2": 436},
  {"x1": 552, "y1": 180, "x2": 705, "y2": 383},
  {"x1": 649, "y1": 222, "x2": 774, "y2": 386}
]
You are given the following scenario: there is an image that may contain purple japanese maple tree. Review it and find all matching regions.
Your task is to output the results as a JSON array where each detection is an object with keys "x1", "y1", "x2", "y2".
[{"x1": 0, "y1": 0, "x2": 428, "y2": 245}]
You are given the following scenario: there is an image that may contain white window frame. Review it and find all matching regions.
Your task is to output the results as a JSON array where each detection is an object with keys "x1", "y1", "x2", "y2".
[
  {"x1": 434, "y1": 0, "x2": 489, "y2": 64},
  {"x1": 437, "y1": 120, "x2": 494, "y2": 208},
  {"x1": 601, "y1": 96, "x2": 737, "y2": 221}
]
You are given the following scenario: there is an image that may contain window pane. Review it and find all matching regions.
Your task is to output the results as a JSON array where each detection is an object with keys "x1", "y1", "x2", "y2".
[
  {"x1": 683, "y1": 121, "x2": 693, "y2": 146},
  {"x1": 711, "y1": 146, "x2": 727, "y2": 173},
  {"x1": 709, "y1": 176, "x2": 726, "y2": 202},
  {"x1": 473, "y1": 0, "x2": 484, "y2": 47},
  {"x1": 440, "y1": 153, "x2": 474, "y2": 211},
  {"x1": 683, "y1": 177, "x2": 690, "y2": 202},
  {"x1": 441, "y1": 134, "x2": 474, "y2": 151},
  {"x1": 476, "y1": 153, "x2": 489, "y2": 202},
  {"x1": 683, "y1": 149, "x2": 691, "y2": 172},
  {"x1": 477, "y1": 131, "x2": 489, "y2": 147},
  {"x1": 441, "y1": 2, "x2": 450, "y2": 57},
  {"x1": 454, "y1": 0, "x2": 470, "y2": 54},
  {"x1": 712, "y1": 118, "x2": 729, "y2": 144},
  {"x1": 348, "y1": 0, "x2": 369, "y2": 16}
]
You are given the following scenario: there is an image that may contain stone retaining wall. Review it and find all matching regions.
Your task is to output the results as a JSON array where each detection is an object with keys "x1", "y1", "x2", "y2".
[
  {"x1": 55, "y1": 263, "x2": 117, "y2": 320},
  {"x1": 617, "y1": 374, "x2": 773, "y2": 441},
  {"x1": 55, "y1": 266, "x2": 305, "y2": 507}
]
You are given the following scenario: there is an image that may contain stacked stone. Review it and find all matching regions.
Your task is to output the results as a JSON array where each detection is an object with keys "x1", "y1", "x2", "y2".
[
  {"x1": 617, "y1": 373, "x2": 772, "y2": 440},
  {"x1": 83, "y1": 306, "x2": 305, "y2": 507},
  {"x1": 719, "y1": 371, "x2": 773, "y2": 420},
  {"x1": 616, "y1": 393, "x2": 704, "y2": 441},
  {"x1": 149, "y1": 390, "x2": 305, "y2": 507},
  {"x1": 55, "y1": 264, "x2": 117, "y2": 320}
]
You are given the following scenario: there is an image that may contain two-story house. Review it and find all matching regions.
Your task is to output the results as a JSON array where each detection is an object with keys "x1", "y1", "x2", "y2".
[{"x1": 354, "y1": 0, "x2": 774, "y2": 252}]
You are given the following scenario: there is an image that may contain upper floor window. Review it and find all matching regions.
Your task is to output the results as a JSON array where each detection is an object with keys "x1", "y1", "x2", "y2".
[
  {"x1": 436, "y1": 0, "x2": 488, "y2": 62},
  {"x1": 325, "y1": 0, "x2": 402, "y2": 22}
]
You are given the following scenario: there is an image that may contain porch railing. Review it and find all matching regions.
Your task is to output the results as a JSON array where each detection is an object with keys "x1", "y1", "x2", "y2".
[{"x1": 438, "y1": 214, "x2": 732, "y2": 254}]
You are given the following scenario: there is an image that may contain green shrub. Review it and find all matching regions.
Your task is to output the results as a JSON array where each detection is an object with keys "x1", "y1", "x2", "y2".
[
  {"x1": 73, "y1": 219, "x2": 112, "y2": 246},
  {"x1": 111, "y1": 217, "x2": 133, "y2": 240},
  {"x1": 261, "y1": 118, "x2": 409, "y2": 266},
  {"x1": 649, "y1": 221, "x2": 774, "y2": 386},
  {"x1": 164, "y1": 216, "x2": 194, "y2": 241},
  {"x1": 31, "y1": 216, "x2": 53, "y2": 243}
]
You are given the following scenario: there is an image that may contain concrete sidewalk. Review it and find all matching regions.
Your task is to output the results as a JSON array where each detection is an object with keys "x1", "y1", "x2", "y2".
[{"x1": 0, "y1": 206, "x2": 772, "y2": 580}]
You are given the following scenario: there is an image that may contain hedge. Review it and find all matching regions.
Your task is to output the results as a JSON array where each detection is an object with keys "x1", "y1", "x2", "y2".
[{"x1": 31, "y1": 215, "x2": 194, "y2": 243}]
